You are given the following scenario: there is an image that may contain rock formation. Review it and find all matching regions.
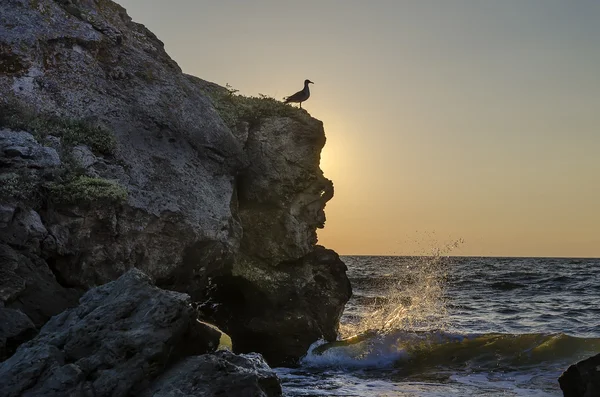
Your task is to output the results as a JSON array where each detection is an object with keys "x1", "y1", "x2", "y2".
[
  {"x1": 0, "y1": 269, "x2": 281, "y2": 397},
  {"x1": 559, "y1": 353, "x2": 600, "y2": 397},
  {"x1": 0, "y1": 0, "x2": 350, "y2": 371},
  {"x1": 142, "y1": 351, "x2": 282, "y2": 397}
]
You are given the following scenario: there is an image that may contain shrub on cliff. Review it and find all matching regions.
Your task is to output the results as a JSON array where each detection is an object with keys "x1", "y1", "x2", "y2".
[
  {"x1": 0, "y1": 172, "x2": 38, "y2": 202},
  {"x1": 0, "y1": 100, "x2": 116, "y2": 155},
  {"x1": 48, "y1": 175, "x2": 127, "y2": 205},
  {"x1": 209, "y1": 85, "x2": 308, "y2": 130}
]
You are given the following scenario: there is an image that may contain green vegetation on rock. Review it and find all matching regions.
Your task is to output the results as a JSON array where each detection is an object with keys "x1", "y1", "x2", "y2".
[
  {"x1": 0, "y1": 172, "x2": 38, "y2": 201},
  {"x1": 209, "y1": 84, "x2": 307, "y2": 130},
  {"x1": 0, "y1": 100, "x2": 116, "y2": 155},
  {"x1": 49, "y1": 175, "x2": 127, "y2": 205}
]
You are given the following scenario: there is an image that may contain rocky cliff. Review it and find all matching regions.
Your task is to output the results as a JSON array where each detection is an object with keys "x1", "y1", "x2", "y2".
[{"x1": 0, "y1": 0, "x2": 351, "y2": 372}]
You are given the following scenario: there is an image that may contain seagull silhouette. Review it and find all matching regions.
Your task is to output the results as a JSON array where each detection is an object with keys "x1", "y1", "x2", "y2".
[{"x1": 284, "y1": 79, "x2": 314, "y2": 109}]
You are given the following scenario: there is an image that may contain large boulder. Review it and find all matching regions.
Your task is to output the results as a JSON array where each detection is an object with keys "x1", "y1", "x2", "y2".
[
  {"x1": 559, "y1": 353, "x2": 600, "y2": 397},
  {"x1": 205, "y1": 246, "x2": 352, "y2": 366},
  {"x1": 143, "y1": 350, "x2": 282, "y2": 397},
  {"x1": 0, "y1": 269, "x2": 222, "y2": 397}
]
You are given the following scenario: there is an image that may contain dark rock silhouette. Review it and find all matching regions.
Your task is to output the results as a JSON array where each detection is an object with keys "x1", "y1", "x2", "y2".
[{"x1": 559, "y1": 353, "x2": 600, "y2": 397}]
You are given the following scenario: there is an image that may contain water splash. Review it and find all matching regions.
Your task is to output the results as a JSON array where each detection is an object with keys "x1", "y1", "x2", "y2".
[{"x1": 340, "y1": 239, "x2": 463, "y2": 338}]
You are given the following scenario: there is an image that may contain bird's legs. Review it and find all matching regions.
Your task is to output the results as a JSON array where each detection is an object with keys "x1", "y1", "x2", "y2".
[{"x1": 300, "y1": 102, "x2": 302, "y2": 109}]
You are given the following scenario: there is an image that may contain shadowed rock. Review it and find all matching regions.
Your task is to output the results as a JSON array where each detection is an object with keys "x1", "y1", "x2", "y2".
[
  {"x1": 142, "y1": 350, "x2": 282, "y2": 397},
  {"x1": 0, "y1": 269, "x2": 221, "y2": 397},
  {"x1": 204, "y1": 246, "x2": 352, "y2": 366},
  {"x1": 0, "y1": 306, "x2": 35, "y2": 361},
  {"x1": 559, "y1": 353, "x2": 600, "y2": 397},
  {"x1": 0, "y1": 243, "x2": 79, "y2": 329}
]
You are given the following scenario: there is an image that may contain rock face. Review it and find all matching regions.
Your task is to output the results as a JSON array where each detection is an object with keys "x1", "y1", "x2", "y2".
[
  {"x1": 559, "y1": 353, "x2": 600, "y2": 397},
  {"x1": 206, "y1": 246, "x2": 351, "y2": 365},
  {"x1": 143, "y1": 350, "x2": 282, "y2": 397},
  {"x1": 0, "y1": 0, "x2": 351, "y2": 366},
  {"x1": 0, "y1": 269, "x2": 225, "y2": 397},
  {"x1": 1, "y1": 0, "x2": 242, "y2": 294}
]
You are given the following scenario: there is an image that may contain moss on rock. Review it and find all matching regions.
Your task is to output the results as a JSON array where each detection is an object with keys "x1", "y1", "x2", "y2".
[
  {"x1": 0, "y1": 101, "x2": 116, "y2": 155},
  {"x1": 0, "y1": 172, "x2": 38, "y2": 201},
  {"x1": 49, "y1": 175, "x2": 127, "y2": 205}
]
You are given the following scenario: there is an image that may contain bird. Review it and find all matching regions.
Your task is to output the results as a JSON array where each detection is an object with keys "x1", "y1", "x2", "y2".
[{"x1": 284, "y1": 79, "x2": 314, "y2": 108}]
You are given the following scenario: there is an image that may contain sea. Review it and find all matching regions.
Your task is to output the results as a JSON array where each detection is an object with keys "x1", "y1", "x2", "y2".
[{"x1": 275, "y1": 253, "x2": 600, "y2": 396}]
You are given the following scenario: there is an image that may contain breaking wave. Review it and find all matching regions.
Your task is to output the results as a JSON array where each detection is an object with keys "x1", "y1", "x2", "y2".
[{"x1": 303, "y1": 330, "x2": 600, "y2": 372}]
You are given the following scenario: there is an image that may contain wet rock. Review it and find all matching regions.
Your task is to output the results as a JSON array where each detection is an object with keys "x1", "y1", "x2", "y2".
[
  {"x1": 559, "y1": 353, "x2": 600, "y2": 397},
  {"x1": 0, "y1": 269, "x2": 221, "y2": 397},
  {"x1": 143, "y1": 350, "x2": 282, "y2": 397},
  {"x1": 206, "y1": 246, "x2": 352, "y2": 366}
]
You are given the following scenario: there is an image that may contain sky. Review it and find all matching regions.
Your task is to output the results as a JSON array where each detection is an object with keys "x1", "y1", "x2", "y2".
[{"x1": 118, "y1": 0, "x2": 600, "y2": 257}]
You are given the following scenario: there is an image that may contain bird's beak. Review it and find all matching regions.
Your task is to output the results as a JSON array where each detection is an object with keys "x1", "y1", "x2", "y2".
[{"x1": 309, "y1": 80, "x2": 314, "y2": 84}]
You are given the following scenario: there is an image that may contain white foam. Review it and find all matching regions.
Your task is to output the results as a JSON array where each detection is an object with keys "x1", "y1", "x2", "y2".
[{"x1": 300, "y1": 337, "x2": 407, "y2": 369}]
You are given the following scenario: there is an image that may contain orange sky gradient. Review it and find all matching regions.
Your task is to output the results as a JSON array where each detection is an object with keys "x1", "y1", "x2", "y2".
[{"x1": 118, "y1": 1, "x2": 600, "y2": 257}]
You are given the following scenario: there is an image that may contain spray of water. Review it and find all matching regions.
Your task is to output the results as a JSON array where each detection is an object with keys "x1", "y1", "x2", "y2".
[{"x1": 340, "y1": 239, "x2": 463, "y2": 338}]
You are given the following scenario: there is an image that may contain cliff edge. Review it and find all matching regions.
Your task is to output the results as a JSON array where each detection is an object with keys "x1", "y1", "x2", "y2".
[{"x1": 0, "y1": 0, "x2": 351, "y2": 368}]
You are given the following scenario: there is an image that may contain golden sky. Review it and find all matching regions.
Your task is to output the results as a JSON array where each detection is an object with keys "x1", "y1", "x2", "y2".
[{"x1": 119, "y1": 0, "x2": 600, "y2": 257}]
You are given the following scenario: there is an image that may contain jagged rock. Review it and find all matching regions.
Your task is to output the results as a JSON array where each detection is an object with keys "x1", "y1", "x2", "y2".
[
  {"x1": 0, "y1": 207, "x2": 47, "y2": 250},
  {"x1": 0, "y1": 130, "x2": 60, "y2": 169},
  {"x1": 0, "y1": 244, "x2": 79, "y2": 327},
  {"x1": 237, "y1": 117, "x2": 332, "y2": 263},
  {"x1": 559, "y1": 353, "x2": 600, "y2": 397},
  {"x1": 0, "y1": 269, "x2": 222, "y2": 397},
  {"x1": 206, "y1": 246, "x2": 352, "y2": 365},
  {"x1": 204, "y1": 111, "x2": 349, "y2": 365},
  {"x1": 0, "y1": 306, "x2": 36, "y2": 361},
  {"x1": 143, "y1": 350, "x2": 282, "y2": 397}
]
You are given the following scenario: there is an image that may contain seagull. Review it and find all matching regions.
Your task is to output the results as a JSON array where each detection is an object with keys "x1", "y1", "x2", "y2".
[{"x1": 284, "y1": 79, "x2": 314, "y2": 108}]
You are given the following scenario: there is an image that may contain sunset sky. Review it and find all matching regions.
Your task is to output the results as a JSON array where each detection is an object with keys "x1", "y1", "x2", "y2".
[{"x1": 119, "y1": 0, "x2": 600, "y2": 257}]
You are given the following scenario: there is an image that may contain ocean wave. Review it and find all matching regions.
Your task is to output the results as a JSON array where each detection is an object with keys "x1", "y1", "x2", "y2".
[{"x1": 303, "y1": 330, "x2": 600, "y2": 372}]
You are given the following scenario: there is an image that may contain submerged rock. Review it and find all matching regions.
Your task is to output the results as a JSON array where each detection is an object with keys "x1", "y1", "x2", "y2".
[
  {"x1": 0, "y1": 269, "x2": 221, "y2": 397},
  {"x1": 143, "y1": 350, "x2": 282, "y2": 397},
  {"x1": 559, "y1": 353, "x2": 600, "y2": 397}
]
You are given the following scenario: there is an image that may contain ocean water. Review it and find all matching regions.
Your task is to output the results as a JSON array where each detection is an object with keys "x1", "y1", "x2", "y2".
[{"x1": 276, "y1": 255, "x2": 600, "y2": 396}]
